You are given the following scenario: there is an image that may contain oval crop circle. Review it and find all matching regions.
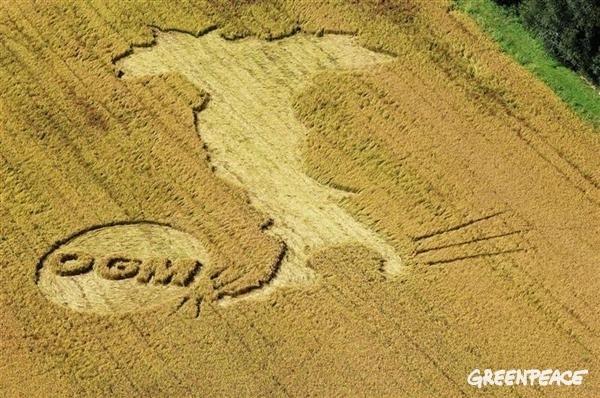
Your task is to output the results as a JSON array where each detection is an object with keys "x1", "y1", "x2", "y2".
[{"x1": 36, "y1": 222, "x2": 209, "y2": 314}]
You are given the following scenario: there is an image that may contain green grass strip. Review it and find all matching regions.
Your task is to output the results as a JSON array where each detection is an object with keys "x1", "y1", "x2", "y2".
[{"x1": 455, "y1": 0, "x2": 600, "y2": 127}]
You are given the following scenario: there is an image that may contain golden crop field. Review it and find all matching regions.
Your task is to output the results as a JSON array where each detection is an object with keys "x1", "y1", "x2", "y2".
[{"x1": 1, "y1": 0, "x2": 599, "y2": 396}]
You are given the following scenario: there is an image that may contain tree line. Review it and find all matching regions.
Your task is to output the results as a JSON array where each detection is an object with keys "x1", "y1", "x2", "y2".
[{"x1": 494, "y1": 0, "x2": 600, "y2": 86}]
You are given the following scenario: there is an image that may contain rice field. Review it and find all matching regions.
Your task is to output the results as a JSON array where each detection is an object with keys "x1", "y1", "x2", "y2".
[{"x1": 1, "y1": 1, "x2": 599, "y2": 396}]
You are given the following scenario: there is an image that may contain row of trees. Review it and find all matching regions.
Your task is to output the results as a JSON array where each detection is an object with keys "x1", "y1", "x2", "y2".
[{"x1": 495, "y1": 0, "x2": 600, "y2": 86}]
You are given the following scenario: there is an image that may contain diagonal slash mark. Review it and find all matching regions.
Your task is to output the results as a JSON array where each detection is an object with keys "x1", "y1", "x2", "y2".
[
  {"x1": 412, "y1": 210, "x2": 507, "y2": 242},
  {"x1": 425, "y1": 248, "x2": 525, "y2": 266},
  {"x1": 415, "y1": 229, "x2": 526, "y2": 254}
]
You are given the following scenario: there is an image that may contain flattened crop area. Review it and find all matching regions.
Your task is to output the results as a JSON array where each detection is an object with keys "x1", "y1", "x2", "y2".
[
  {"x1": 117, "y1": 31, "x2": 401, "y2": 297},
  {"x1": 0, "y1": 1, "x2": 599, "y2": 397},
  {"x1": 36, "y1": 222, "x2": 210, "y2": 314}
]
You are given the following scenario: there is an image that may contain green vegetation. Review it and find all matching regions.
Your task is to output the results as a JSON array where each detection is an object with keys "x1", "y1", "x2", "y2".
[
  {"x1": 513, "y1": 0, "x2": 600, "y2": 86},
  {"x1": 456, "y1": 0, "x2": 600, "y2": 127}
]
